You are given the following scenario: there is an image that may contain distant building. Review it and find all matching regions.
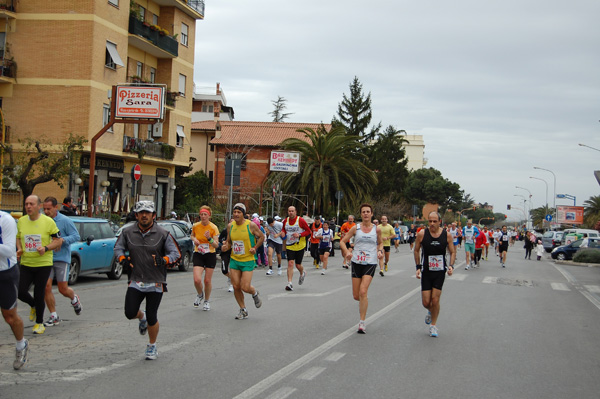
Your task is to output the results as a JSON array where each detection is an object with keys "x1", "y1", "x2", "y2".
[{"x1": 404, "y1": 134, "x2": 426, "y2": 170}]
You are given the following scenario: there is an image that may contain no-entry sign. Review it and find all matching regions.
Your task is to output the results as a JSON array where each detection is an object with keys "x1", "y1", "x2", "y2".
[{"x1": 133, "y1": 164, "x2": 141, "y2": 181}]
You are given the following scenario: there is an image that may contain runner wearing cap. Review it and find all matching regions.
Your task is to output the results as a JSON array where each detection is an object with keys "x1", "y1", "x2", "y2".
[
  {"x1": 221, "y1": 203, "x2": 264, "y2": 319},
  {"x1": 114, "y1": 200, "x2": 181, "y2": 360},
  {"x1": 191, "y1": 205, "x2": 220, "y2": 311}
]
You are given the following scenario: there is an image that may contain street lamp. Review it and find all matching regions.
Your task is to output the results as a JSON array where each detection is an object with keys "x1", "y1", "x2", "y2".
[
  {"x1": 516, "y1": 186, "x2": 532, "y2": 228},
  {"x1": 529, "y1": 176, "x2": 548, "y2": 207},
  {"x1": 578, "y1": 143, "x2": 600, "y2": 152},
  {"x1": 533, "y1": 166, "x2": 556, "y2": 220}
]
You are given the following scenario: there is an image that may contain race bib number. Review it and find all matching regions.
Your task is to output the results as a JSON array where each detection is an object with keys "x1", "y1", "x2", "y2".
[
  {"x1": 287, "y1": 236, "x2": 299, "y2": 245},
  {"x1": 322, "y1": 235, "x2": 331, "y2": 243},
  {"x1": 428, "y1": 255, "x2": 444, "y2": 271},
  {"x1": 24, "y1": 234, "x2": 42, "y2": 252},
  {"x1": 502, "y1": 235, "x2": 509, "y2": 242},
  {"x1": 197, "y1": 244, "x2": 210, "y2": 254},
  {"x1": 353, "y1": 251, "x2": 371, "y2": 264},
  {"x1": 233, "y1": 240, "x2": 246, "y2": 255}
]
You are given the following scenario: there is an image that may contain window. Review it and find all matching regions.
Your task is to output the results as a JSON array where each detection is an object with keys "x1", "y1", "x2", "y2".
[
  {"x1": 181, "y1": 23, "x2": 189, "y2": 46},
  {"x1": 136, "y1": 61, "x2": 143, "y2": 77},
  {"x1": 150, "y1": 67, "x2": 156, "y2": 83},
  {"x1": 208, "y1": 171, "x2": 213, "y2": 184},
  {"x1": 202, "y1": 104, "x2": 214, "y2": 113},
  {"x1": 146, "y1": 124, "x2": 153, "y2": 140},
  {"x1": 139, "y1": 6, "x2": 146, "y2": 22},
  {"x1": 227, "y1": 152, "x2": 247, "y2": 170},
  {"x1": 152, "y1": 14, "x2": 158, "y2": 25},
  {"x1": 105, "y1": 41, "x2": 124, "y2": 69},
  {"x1": 179, "y1": 74, "x2": 186, "y2": 96},
  {"x1": 209, "y1": 136, "x2": 214, "y2": 152},
  {"x1": 108, "y1": 0, "x2": 119, "y2": 7},
  {"x1": 176, "y1": 125, "x2": 185, "y2": 147},
  {"x1": 133, "y1": 124, "x2": 139, "y2": 138},
  {"x1": 102, "y1": 104, "x2": 113, "y2": 132}
]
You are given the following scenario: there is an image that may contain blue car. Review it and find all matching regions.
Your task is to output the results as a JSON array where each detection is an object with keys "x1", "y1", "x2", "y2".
[
  {"x1": 67, "y1": 217, "x2": 120, "y2": 284},
  {"x1": 551, "y1": 238, "x2": 600, "y2": 261}
]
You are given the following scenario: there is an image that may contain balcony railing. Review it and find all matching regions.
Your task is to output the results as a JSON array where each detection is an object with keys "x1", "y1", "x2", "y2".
[
  {"x1": 186, "y1": 0, "x2": 205, "y2": 16},
  {"x1": 123, "y1": 136, "x2": 176, "y2": 160},
  {"x1": 0, "y1": 1, "x2": 15, "y2": 12},
  {"x1": 128, "y1": 16, "x2": 178, "y2": 57}
]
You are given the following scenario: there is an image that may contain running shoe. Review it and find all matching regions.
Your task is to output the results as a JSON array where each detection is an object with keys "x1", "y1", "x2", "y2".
[
  {"x1": 139, "y1": 311, "x2": 148, "y2": 335},
  {"x1": 429, "y1": 325, "x2": 438, "y2": 337},
  {"x1": 285, "y1": 282, "x2": 293, "y2": 291},
  {"x1": 29, "y1": 307, "x2": 36, "y2": 322},
  {"x1": 145, "y1": 344, "x2": 158, "y2": 360},
  {"x1": 194, "y1": 293, "x2": 203, "y2": 308},
  {"x1": 32, "y1": 323, "x2": 45, "y2": 335},
  {"x1": 502, "y1": 263, "x2": 506, "y2": 268},
  {"x1": 13, "y1": 339, "x2": 29, "y2": 370},
  {"x1": 228, "y1": 284, "x2": 234, "y2": 292},
  {"x1": 43, "y1": 314, "x2": 61, "y2": 327},
  {"x1": 203, "y1": 301, "x2": 210, "y2": 311},
  {"x1": 298, "y1": 271, "x2": 306, "y2": 285},
  {"x1": 385, "y1": 263, "x2": 388, "y2": 272},
  {"x1": 235, "y1": 308, "x2": 249, "y2": 319},
  {"x1": 321, "y1": 270, "x2": 326, "y2": 275},
  {"x1": 316, "y1": 264, "x2": 320, "y2": 269},
  {"x1": 425, "y1": 311, "x2": 432, "y2": 325},
  {"x1": 253, "y1": 291, "x2": 262, "y2": 308},
  {"x1": 465, "y1": 265, "x2": 470, "y2": 270},
  {"x1": 277, "y1": 267, "x2": 282, "y2": 276},
  {"x1": 357, "y1": 321, "x2": 366, "y2": 334},
  {"x1": 379, "y1": 270, "x2": 384, "y2": 276},
  {"x1": 266, "y1": 269, "x2": 274, "y2": 276},
  {"x1": 72, "y1": 294, "x2": 82, "y2": 315}
]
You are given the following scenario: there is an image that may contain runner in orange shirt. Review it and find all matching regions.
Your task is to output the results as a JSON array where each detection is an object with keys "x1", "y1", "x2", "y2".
[{"x1": 340, "y1": 215, "x2": 356, "y2": 269}]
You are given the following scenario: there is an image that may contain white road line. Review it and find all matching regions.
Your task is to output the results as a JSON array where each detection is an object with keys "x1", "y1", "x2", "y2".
[
  {"x1": 447, "y1": 274, "x2": 467, "y2": 281},
  {"x1": 297, "y1": 366, "x2": 326, "y2": 380},
  {"x1": 551, "y1": 283, "x2": 570, "y2": 291},
  {"x1": 324, "y1": 352, "x2": 345, "y2": 362},
  {"x1": 264, "y1": 387, "x2": 297, "y2": 399},
  {"x1": 553, "y1": 264, "x2": 600, "y2": 311},
  {"x1": 232, "y1": 286, "x2": 421, "y2": 399},
  {"x1": 482, "y1": 276, "x2": 498, "y2": 284},
  {"x1": 584, "y1": 285, "x2": 600, "y2": 294},
  {"x1": 268, "y1": 285, "x2": 349, "y2": 300},
  {"x1": 0, "y1": 333, "x2": 209, "y2": 386}
]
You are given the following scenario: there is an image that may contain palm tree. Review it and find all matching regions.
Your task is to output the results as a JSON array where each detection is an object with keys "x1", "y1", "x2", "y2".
[
  {"x1": 274, "y1": 124, "x2": 377, "y2": 215},
  {"x1": 530, "y1": 205, "x2": 554, "y2": 229},
  {"x1": 583, "y1": 195, "x2": 600, "y2": 229}
]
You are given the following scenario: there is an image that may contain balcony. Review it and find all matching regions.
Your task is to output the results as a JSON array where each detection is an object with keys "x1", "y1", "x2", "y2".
[
  {"x1": 0, "y1": 1, "x2": 16, "y2": 17},
  {"x1": 123, "y1": 136, "x2": 176, "y2": 161},
  {"x1": 128, "y1": 16, "x2": 178, "y2": 58},
  {"x1": 152, "y1": 0, "x2": 205, "y2": 19}
]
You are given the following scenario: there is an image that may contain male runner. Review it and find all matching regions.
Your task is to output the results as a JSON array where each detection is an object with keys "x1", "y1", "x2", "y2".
[
  {"x1": 414, "y1": 211, "x2": 456, "y2": 338},
  {"x1": 282, "y1": 206, "x2": 311, "y2": 291},
  {"x1": 408, "y1": 224, "x2": 418, "y2": 250},
  {"x1": 0, "y1": 210, "x2": 29, "y2": 369},
  {"x1": 340, "y1": 215, "x2": 356, "y2": 269},
  {"x1": 498, "y1": 225, "x2": 510, "y2": 268},
  {"x1": 42, "y1": 197, "x2": 82, "y2": 326},
  {"x1": 378, "y1": 215, "x2": 396, "y2": 276},
  {"x1": 16, "y1": 195, "x2": 62, "y2": 335},
  {"x1": 462, "y1": 220, "x2": 480, "y2": 270},
  {"x1": 265, "y1": 216, "x2": 284, "y2": 276}
]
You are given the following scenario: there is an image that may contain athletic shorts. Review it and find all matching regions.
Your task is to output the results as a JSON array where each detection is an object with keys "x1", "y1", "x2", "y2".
[
  {"x1": 318, "y1": 247, "x2": 331, "y2": 256},
  {"x1": 464, "y1": 242, "x2": 475, "y2": 253},
  {"x1": 49, "y1": 261, "x2": 70, "y2": 282},
  {"x1": 193, "y1": 252, "x2": 217, "y2": 268},
  {"x1": 268, "y1": 240, "x2": 283, "y2": 254},
  {"x1": 286, "y1": 248, "x2": 305, "y2": 265},
  {"x1": 351, "y1": 262, "x2": 377, "y2": 279},
  {"x1": 421, "y1": 271, "x2": 446, "y2": 291},
  {"x1": 230, "y1": 258, "x2": 256, "y2": 272},
  {"x1": 383, "y1": 246, "x2": 391, "y2": 253},
  {"x1": 499, "y1": 244, "x2": 509, "y2": 253},
  {"x1": 0, "y1": 266, "x2": 19, "y2": 310}
]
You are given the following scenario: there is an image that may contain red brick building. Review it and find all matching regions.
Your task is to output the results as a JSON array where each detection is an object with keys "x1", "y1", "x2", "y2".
[{"x1": 190, "y1": 121, "x2": 331, "y2": 209}]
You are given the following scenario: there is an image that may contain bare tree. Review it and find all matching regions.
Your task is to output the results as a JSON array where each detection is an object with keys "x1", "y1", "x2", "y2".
[{"x1": 269, "y1": 96, "x2": 293, "y2": 122}]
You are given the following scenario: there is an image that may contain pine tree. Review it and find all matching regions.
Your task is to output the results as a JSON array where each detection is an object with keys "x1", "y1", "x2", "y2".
[
  {"x1": 333, "y1": 76, "x2": 373, "y2": 138},
  {"x1": 269, "y1": 96, "x2": 293, "y2": 122}
]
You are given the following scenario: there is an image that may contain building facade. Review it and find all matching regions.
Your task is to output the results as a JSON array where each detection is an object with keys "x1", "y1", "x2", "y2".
[{"x1": 0, "y1": 0, "x2": 204, "y2": 218}]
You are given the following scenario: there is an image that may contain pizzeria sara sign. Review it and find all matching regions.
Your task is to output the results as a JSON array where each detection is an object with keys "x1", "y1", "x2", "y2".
[
  {"x1": 115, "y1": 85, "x2": 165, "y2": 119},
  {"x1": 270, "y1": 151, "x2": 301, "y2": 173}
]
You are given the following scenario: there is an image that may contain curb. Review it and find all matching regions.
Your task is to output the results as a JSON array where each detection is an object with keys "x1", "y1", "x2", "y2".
[{"x1": 555, "y1": 260, "x2": 600, "y2": 268}]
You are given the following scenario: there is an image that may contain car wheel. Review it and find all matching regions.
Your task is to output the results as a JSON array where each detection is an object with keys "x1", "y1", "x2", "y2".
[
  {"x1": 333, "y1": 240, "x2": 340, "y2": 250},
  {"x1": 179, "y1": 252, "x2": 190, "y2": 272},
  {"x1": 69, "y1": 257, "x2": 80, "y2": 285},
  {"x1": 107, "y1": 258, "x2": 123, "y2": 280},
  {"x1": 556, "y1": 253, "x2": 566, "y2": 261}
]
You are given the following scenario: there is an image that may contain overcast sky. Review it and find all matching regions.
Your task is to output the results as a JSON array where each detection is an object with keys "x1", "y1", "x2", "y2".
[{"x1": 194, "y1": 0, "x2": 600, "y2": 221}]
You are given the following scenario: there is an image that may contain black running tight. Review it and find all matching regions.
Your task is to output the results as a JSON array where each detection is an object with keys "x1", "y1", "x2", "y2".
[{"x1": 18, "y1": 265, "x2": 52, "y2": 324}]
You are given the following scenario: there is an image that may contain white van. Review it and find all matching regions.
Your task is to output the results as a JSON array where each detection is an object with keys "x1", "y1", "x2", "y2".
[{"x1": 561, "y1": 229, "x2": 600, "y2": 245}]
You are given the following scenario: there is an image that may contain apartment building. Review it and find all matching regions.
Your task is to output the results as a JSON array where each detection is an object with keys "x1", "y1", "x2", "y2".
[{"x1": 0, "y1": 0, "x2": 204, "y2": 218}]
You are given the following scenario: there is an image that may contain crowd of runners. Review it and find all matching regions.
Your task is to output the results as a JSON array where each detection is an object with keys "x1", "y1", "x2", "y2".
[{"x1": 2, "y1": 196, "x2": 532, "y2": 368}]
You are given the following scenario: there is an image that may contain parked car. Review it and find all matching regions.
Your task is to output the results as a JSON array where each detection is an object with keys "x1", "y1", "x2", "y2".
[
  {"x1": 551, "y1": 238, "x2": 600, "y2": 261},
  {"x1": 333, "y1": 225, "x2": 341, "y2": 249},
  {"x1": 117, "y1": 220, "x2": 193, "y2": 272},
  {"x1": 542, "y1": 231, "x2": 564, "y2": 253},
  {"x1": 67, "y1": 216, "x2": 120, "y2": 285},
  {"x1": 398, "y1": 225, "x2": 409, "y2": 243},
  {"x1": 560, "y1": 229, "x2": 600, "y2": 245}
]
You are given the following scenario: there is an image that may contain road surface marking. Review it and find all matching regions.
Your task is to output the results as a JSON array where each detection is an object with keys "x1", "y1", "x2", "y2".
[
  {"x1": 551, "y1": 283, "x2": 570, "y2": 291},
  {"x1": 268, "y1": 285, "x2": 349, "y2": 300},
  {"x1": 553, "y1": 264, "x2": 600, "y2": 311},
  {"x1": 264, "y1": 387, "x2": 296, "y2": 399},
  {"x1": 482, "y1": 276, "x2": 498, "y2": 284},
  {"x1": 324, "y1": 352, "x2": 345, "y2": 362},
  {"x1": 232, "y1": 286, "x2": 421, "y2": 399},
  {"x1": 447, "y1": 274, "x2": 467, "y2": 281},
  {"x1": 298, "y1": 366, "x2": 326, "y2": 380},
  {"x1": 584, "y1": 285, "x2": 600, "y2": 294}
]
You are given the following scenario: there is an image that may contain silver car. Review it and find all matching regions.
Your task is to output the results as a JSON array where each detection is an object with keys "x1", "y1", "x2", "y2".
[{"x1": 542, "y1": 231, "x2": 564, "y2": 253}]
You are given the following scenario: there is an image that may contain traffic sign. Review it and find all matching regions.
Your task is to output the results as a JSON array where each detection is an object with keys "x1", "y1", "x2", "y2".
[
  {"x1": 335, "y1": 191, "x2": 344, "y2": 200},
  {"x1": 545, "y1": 214, "x2": 553, "y2": 222},
  {"x1": 132, "y1": 164, "x2": 141, "y2": 181},
  {"x1": 556, "y1": 194, "x2": 565, "y2": 198}
]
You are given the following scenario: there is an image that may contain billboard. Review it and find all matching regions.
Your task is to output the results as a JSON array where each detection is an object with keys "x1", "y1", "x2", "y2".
[
  {"x1": 115, "y1": 86, "x2": 165, "y2": 119},
  {"x1": 270, "y1": 151, "x2": 301, "y2": 173},
  {"x1": 556, "y1": 205, "x2": 584, "y2": 225}
]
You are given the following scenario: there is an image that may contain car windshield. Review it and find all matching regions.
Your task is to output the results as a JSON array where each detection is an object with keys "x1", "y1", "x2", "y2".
[{"x1": 543, "y1": 232, "x2": 554, "y2": 238}]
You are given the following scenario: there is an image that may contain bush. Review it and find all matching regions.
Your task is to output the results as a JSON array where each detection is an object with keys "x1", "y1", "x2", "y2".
[{"x1": 573, "y1": 248, "x2": 600, "y2": 264}]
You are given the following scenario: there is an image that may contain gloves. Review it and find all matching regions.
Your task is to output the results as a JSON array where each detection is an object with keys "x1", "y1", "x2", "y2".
[
  {"x1": 154, "y1": 255, "x2": 169, "y2": 267},
  {"x1": 119, "y1": 256, "x2": 132, "y2": 274}
]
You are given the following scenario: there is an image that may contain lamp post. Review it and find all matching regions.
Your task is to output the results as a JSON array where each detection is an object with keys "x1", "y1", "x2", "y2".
[
  {"x1": 529, "y1": 176, "x2": 548, "y2": 208},
  {"x1": 516, "y1": 186, "x2": 532, "y2": 228},
  {"x1": 578, "y1": 143, "x2": 600, "y2": 152},
  {"x1": 514, "y1": 194, "x2": 527, "y2": 227},
  {"x1": 533, "y1": 167, "x2": 556, "y2": 219}
]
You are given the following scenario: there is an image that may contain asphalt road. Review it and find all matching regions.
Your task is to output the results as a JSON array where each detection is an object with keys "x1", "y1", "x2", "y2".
[{"x1": 1, "y1": 241, "x2": 600, "y2": 399}]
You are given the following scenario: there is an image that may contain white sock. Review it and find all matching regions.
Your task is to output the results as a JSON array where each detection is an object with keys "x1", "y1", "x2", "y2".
[{"x1": 16, "y1": 339, "x2": 26, "y2": 350}]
